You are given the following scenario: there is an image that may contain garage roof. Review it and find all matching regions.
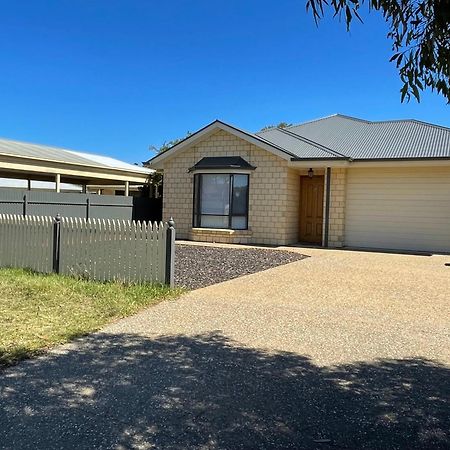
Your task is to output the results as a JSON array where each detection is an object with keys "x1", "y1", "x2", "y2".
[{"x1": 257, "y1": 115, "x2": 450, "y2": 160}]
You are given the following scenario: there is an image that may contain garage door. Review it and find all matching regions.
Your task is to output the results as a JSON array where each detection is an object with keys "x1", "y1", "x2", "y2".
[{"x1": 345, "y1": 167, "x2": 450, "y2": 252}]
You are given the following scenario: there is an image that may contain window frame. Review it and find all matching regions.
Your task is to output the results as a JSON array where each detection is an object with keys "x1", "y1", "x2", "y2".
[{"x1": 193, "y1": 173, "x2": 250, "y2": 230}]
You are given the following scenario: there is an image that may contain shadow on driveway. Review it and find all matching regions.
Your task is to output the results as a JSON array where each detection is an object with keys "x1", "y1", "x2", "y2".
[{"x1": 1, "y1": 332, "x2": 449, "y2": 449}]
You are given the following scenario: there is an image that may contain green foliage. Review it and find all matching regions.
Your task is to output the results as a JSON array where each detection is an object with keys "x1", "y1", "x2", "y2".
[
  {"x1": 140, "y1": 171, "x2": 163, "y2": 197},
  {"x1": 150, "y1": 131, "x2": 193, "y2": 154},
  {"x1": 260, "y1": 122, "x2": 293, "y2": 131},
  {"x1": 306, "y1": 0, "x2": 450, "y2": 103},
  {"x1": 142, "y1": 131, "x2": 193, "y2": 195}
]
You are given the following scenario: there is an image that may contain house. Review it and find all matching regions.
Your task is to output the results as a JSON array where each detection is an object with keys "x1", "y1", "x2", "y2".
[
  {"x1": 148, "y1": 114, "x2": 450, "y2": 253},
  {"x1": 0, "y1": 137, "x2": 152, "y2": 194}
]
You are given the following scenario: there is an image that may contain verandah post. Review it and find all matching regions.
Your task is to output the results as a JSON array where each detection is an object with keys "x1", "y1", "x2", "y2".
[
  {"x1": 52, "y1": 214, "x2": 62, "y2": 274},
  {"x1": 165, "y1": 217, "x2": 175, "y2": 287}
]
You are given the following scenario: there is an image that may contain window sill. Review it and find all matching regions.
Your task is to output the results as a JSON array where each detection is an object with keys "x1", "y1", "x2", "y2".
[{"x1": 191, "y1": 227, "x2": 252, "y2": 235}]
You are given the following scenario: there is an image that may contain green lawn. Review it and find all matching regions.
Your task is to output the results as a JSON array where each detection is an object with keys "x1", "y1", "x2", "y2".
[{"x1": 0, "y1": 268, "x2": 180, "y2": 367}]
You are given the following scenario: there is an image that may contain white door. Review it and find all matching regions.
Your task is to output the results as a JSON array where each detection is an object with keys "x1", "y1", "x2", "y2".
[{"x1": 345, "y1": 167, "x2": 450, "y2": 253}]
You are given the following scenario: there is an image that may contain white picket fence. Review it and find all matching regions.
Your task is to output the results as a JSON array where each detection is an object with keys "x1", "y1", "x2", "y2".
[{"x1": 0, "y1": 214, "x2": 174, "y2": 285}]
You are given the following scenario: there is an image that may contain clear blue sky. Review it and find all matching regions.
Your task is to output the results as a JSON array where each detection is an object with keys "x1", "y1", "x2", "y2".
[{"x1": 0, "y1": 1, "x2": 448, "y2": 164}]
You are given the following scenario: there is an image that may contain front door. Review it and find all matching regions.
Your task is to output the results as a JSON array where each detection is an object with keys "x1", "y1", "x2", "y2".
[{"x1": 299, "y1": 176, "x2": 324, "y2": 244}]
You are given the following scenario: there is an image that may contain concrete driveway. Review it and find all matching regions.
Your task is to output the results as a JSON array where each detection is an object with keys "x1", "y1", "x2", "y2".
[{"x1": 1, "y1": 247, "x2": 449, "y2": 449}]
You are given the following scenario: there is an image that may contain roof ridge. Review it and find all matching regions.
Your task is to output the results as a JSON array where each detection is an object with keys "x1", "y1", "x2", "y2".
[
  {"x1": 333, "y1": 114, "x2": 370, "y2": 123},
  {"x1": 370, "y1": 118, "x2": 450, "y2": 132},
  {"x1": 286, "y1": 113, "x2": 369, "y2": 130},
  {"x1": 276, "y1": 127, "x2": 349, "y2": 158},
  {"x1": 285, "y1": 114, "x2": 340, "y2": 129}
]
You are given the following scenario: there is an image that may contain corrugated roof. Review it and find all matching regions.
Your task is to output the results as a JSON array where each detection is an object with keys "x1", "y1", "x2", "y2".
[
  {"x1": 0, "y1": 137, "x2": 151, "y2": 173},
  {"x1": 256, "y1": 127, "x2": 345, "y2": 159},
  {"x1": 263, "y1": 114, "x2": 450, "y2": 160}
]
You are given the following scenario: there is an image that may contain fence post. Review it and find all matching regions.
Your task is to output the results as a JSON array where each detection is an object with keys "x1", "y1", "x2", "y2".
[
  {"x1": 23, "y1": 193, "x2": 28, "y2": 216},
  {"x1": 165, "y1": 217, "x2": 175, "y2": 287},
  {"x1": 52, "y1": 214, "x2": 62, "y2": 274},
  {"x1": 86, "y1": 197, "x2": 91, "y2": 220}
]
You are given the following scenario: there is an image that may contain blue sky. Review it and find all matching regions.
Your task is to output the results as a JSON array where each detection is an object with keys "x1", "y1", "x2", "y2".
[{"x1": 0, "y1": 1, "x2": 448, "y2": 164}]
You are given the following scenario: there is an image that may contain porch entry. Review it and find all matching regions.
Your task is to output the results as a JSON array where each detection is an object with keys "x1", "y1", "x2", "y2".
[{"x1": 299, "y1": 175, "x2": 324, "y2": 244}]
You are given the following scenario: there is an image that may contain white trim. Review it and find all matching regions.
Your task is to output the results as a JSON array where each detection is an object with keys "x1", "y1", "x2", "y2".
[{"x1": 148, "y1": 120, "x2": 293, "y2": 168}]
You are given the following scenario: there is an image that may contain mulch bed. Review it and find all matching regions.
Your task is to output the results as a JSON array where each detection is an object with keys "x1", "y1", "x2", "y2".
[{"x1": 175, "y1": 244, "x2": 307, "y2": 290}]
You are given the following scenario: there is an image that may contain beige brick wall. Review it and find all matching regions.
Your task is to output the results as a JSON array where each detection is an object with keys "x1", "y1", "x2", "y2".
[
  {"x1": 327, "y1": 168, "x2": 347, "y2": 247},
  {"x1": 161, "y1": 130, "x2": 300, "y2": 246},
  {"x1": 189, "y1": 228, "x2": 253, "y2": 245}
]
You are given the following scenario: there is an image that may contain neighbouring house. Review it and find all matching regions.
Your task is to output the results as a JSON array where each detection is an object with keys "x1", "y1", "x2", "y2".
[
  {"x1": 148, "y1": 114, "x2": 450, "y2": 253},
  {"x1": 0, "y1": 137, "x2": 160, "y2": 221},
  {"x1": 0, "y1": 137, "x2": 152, "y2": 194}
]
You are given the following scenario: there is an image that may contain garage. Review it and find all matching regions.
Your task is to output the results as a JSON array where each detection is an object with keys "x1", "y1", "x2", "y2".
[{"x1": 344, "y1": 166, "x2": 450, "y2": 253}]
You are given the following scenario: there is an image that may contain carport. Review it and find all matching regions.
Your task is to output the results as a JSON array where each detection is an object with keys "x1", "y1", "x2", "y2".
[{"x1": 0, "y1": 137, "x2": 151, "y2": 195}]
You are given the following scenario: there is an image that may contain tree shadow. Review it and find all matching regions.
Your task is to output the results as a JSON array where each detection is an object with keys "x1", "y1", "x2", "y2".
[{"x1": 0, "y1": 332, "x2": 448, "y2": 449}]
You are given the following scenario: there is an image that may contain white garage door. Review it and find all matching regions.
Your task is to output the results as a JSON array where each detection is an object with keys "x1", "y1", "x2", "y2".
[{"x1": 345, "y1": 167, "x2": 450, "y2": 253}]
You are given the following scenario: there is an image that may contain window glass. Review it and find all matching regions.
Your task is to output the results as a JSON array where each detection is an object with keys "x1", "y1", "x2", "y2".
[
  {"x1": 231, "y1": 174, "x2": 248, "y2": 215},
  {"x1": 200, "y1": 174, "x2": 230, "y2": 215},
  {"x1": 201, "y1": 215, "x2": 229, "y2": 228},
  {"x1": 231, "y1": 216, "x2": 247, "y2": 230},
  {"x1": 194, "y1": 173, "x2": 249, "y2": 230}
]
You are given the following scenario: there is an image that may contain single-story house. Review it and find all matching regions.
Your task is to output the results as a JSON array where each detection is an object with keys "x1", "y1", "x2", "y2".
[{"x1": 148, "y1": 114, "x2": 450, "y2": 253}]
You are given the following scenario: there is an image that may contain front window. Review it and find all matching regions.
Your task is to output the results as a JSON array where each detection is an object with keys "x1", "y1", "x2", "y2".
[{"x1": 193, "y1": 173, "x2": 249, "y2": 229}]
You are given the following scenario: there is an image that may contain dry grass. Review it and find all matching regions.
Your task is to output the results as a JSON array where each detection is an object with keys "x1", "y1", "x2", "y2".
[{"x1": 0, "y1": 268, "x2": 179, "y2": 367}]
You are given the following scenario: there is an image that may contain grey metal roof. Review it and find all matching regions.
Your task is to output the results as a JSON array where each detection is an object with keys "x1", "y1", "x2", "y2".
[
  {"x1": 0, "y1": 137, "x2": 151, "y2": 173},
  {"x1": 257, "y1": 127, "x2": 346, "y2": 159},
  {"x1": 256, "y1": 114, "x2": 450, "y2": 160}
]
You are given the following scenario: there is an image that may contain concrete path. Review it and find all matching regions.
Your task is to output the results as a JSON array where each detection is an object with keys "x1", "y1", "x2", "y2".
[{"x1": 1, "y1": 247, "x2": 449, "y2": 449}]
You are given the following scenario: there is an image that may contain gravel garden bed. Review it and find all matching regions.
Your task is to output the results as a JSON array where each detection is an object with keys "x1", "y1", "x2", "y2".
[{"x1": 175, "y1": 243, "x2": 307, "y2": 290}]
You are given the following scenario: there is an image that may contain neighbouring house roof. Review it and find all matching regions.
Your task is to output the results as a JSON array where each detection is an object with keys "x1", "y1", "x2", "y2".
[
  {"x1": 188, "y1": 156, "x2": 256, "y2": 172},
  {"x1": 257, "y1": 115, "x2": 450, "y2": 160},
  {"x1": 0, "y1": 137, "x2": 151, "y2": 174},
  {"x1": 0, "y1": 137, "x2": 152, "y2": 185},
  {"x1": 148, "y1": 115, "x2": 450, "y2": 166}
]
